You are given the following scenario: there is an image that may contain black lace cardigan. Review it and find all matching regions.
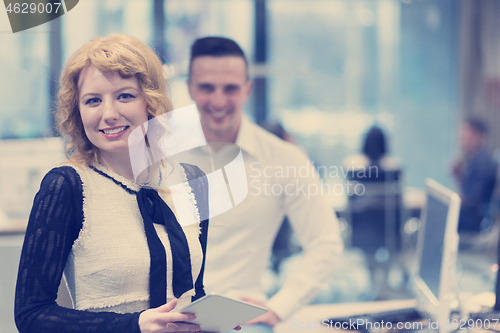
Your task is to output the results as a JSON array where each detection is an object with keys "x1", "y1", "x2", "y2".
[{"x1": 14, "y1": 164, "x2": 209, "y2": 333}]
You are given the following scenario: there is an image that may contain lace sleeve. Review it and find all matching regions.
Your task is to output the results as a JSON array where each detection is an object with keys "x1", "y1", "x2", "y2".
[
  {"x1": 15, "y1": 166, "x2": 142, "y2": 333},
  {"x1": 181, "y1": 163, "x2": 209, "y2": 302}
]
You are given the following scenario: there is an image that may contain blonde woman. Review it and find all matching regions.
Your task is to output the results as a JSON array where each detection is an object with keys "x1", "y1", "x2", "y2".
[{"x1": 15, "y1": 34, "x2": 209, "y2": 333}]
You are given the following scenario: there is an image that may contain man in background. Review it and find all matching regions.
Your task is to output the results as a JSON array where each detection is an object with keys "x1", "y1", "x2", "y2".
[
  {"x1": 184, "y1": 36, "x2": 343, "y2": 332},
  {"x1": 452, "y1": 116, "x2": 498, "y2": 231}
]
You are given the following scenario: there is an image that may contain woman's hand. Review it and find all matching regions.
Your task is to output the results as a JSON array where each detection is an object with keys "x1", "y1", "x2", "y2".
[
  {"x1": 240, "y1": 298, "x2": 280, "y2": 327},
  {"x1": 139, "y1": 298, "x2": 201, "y2": 333}
]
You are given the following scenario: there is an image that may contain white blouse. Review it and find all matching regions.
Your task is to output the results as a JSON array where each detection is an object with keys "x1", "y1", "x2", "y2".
[{"x1": 63, "y1": 162, "x2": 203, "y2": 313}]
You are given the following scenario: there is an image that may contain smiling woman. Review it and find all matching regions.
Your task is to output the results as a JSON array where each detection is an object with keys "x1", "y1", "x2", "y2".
[
  {"x1": 14, "y1": 34, "x2": 210, "y2": 333},
  {"x1": 77, "y1": 66, "x2": 149, "y2": 179},
  {"x1": 57, "y1": 34, "x2": 172, "y2": 168}
]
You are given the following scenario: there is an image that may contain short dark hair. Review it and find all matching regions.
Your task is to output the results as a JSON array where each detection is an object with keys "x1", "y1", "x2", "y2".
[
  {"x1": 362, "y1": 126, "x2": 387, "y2": 162},
  {"x1": 189, "y1": 36, "x2": 248, "y2": 79},
  {"x1": 465, "y1": 116, "x2": 488, "y2": 136}
]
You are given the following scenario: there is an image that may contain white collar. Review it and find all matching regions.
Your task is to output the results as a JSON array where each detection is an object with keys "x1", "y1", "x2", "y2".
[{"x1": 235, "y1": 114, "x2": 259, "y2": 158}]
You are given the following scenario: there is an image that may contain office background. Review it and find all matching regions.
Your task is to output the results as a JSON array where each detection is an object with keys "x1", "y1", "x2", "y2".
[
  {"x1": 1, "y1": 0, "x2": 499, "y2": 199},
  {"x1": 1, "y1": 0, "x2": 500, "y2": 303}
]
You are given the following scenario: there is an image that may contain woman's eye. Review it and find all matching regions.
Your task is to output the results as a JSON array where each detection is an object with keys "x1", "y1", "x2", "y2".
[
  {"x1": 85, "y1": 97, "x2": 101, "y2": 105},
  {"x1": 118, "y1": 93, "x2": 135, "y2": 100}
]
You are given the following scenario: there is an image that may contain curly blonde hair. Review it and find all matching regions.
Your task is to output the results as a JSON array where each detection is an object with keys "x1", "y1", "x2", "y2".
[{"x1": 56, "y1": 34, "x2": 173, "y2": 164}]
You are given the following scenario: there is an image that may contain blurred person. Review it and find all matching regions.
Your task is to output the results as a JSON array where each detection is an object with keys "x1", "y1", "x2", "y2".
[
  {"x1": 14, "y1": 34, "x2": 212, "y2": 333},
  {"x1": 363, "y1": 126, "x2": 387, "y2": 166},
  {"x1": 452, "y1": 116, "x2": 498, "y2": 231},
  {"x1": 343, "y1": 125, "x2": 401, "y2": 171},
  {"x1": 342, "y1": 125, "x2": 403, "y2": 260},
  {"x1": 185, "y1": 37, "x2": 343, "y2": 332}
]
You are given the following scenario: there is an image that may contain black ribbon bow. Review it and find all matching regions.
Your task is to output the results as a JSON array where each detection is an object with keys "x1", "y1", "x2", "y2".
[{"x1": 136, "y1": 187, "x2": 193, "y2": 308}]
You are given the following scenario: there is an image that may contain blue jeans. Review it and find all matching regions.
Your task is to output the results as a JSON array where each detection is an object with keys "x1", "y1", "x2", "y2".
[{"x1": 227, "y1": 324, "x2": 273, "y2": 333}]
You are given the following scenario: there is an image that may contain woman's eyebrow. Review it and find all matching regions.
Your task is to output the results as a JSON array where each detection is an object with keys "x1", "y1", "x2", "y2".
[
  {"x1": 115, "y1": 85, "x2": 141, "y2": 92},
  {"x1": 80, "y1": 86, "x2": 139, "y2": 96},
  {"x1": 80, "y1": 92, "x2": 99, "y2": 100}
]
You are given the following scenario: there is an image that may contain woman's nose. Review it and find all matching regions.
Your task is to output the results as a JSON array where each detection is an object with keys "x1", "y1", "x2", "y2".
[{"x1": 102, "y1": 100, "x2": 119, "y2": 121}]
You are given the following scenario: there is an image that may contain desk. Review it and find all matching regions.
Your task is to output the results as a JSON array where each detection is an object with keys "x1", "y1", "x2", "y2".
[
  {"x1": 274, "y1": 299, "x2": 417, "y2": 333},
  {"x1": 0, "y1": 233, "x2": 24, "y2": 333},
  {"x1": 0, "y1": 231, "x2": 72, "y2": 333},
  {"x1": 0, "y1": 218, "x2": 27, "y2": 234}
]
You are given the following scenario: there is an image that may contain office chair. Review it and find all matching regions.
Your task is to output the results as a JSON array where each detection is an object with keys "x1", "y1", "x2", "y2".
[
  {"x1": 348, "y1": 168, "x2": 403, "y2": 255},
  {"x1": 346, "y1": 167, "x2": 406, "y2": 299}
]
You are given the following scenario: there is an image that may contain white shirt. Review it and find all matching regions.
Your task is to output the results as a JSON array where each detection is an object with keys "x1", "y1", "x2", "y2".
[{"x1": 178, "y1": 116, "x2": 343, "y2": 320}]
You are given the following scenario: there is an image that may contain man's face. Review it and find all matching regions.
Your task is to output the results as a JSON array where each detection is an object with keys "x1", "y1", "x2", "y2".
[
  {"x1": 188, "y1": 56, "x2": 252, "y2": 142},
  {"x1": 461, "y1": 123, "x2": 485, "y2": 155}
]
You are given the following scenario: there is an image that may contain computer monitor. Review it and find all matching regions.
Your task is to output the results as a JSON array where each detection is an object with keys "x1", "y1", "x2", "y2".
[
  {"x1": 495, "y1": 238, "x2": 500, "y2": 311},
  {"x1": 413, "y1": 179, "x2": 461, "y2": 332}
]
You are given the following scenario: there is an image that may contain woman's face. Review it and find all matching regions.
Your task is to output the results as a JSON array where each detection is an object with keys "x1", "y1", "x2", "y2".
[{"x1": 78, "y1": 65, "x2": 149, "y2": 160}]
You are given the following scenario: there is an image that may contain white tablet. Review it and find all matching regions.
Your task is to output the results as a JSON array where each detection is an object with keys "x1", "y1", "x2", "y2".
[{"x1": 175, "y1": 295, "x2": 268, "y2": 332}]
